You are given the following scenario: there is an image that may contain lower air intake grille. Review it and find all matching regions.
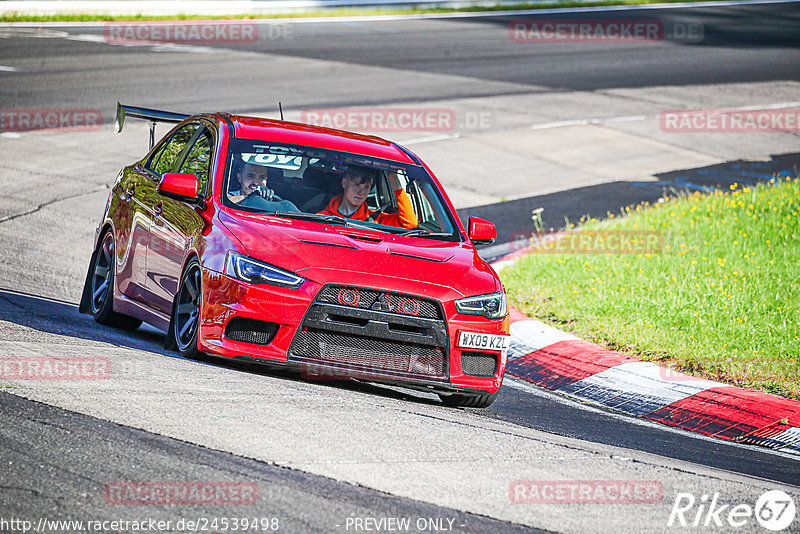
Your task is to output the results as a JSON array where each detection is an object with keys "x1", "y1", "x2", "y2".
[
  {"x1": 291, "y1": 328, "x2": 446, "y2": 379},
  {"x1": 225, "y1": 317, "x2": 279, "y2": 345},
  {"x1": 461, "y1": 351, "x2": 498, "y2": 377}
]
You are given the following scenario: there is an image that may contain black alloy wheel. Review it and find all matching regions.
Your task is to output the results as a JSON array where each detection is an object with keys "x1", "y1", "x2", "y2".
[
  {"x1": 90, "y1": 232, "x2": 114, "y2": 315},
  {"x1": 90, "y1": 231, "x2": 142, "y2": 330},
  {"x1": 174, "y1": 259, "x2": 202, "y2": 357}
]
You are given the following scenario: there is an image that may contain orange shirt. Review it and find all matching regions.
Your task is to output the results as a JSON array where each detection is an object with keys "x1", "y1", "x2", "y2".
[{"x1": 318, "y1": 188, "x2": 418, "y2": 229}]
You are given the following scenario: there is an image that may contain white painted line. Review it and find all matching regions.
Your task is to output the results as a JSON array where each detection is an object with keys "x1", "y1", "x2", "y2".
[
  {"x1": 0, "y1": 132, "x2": 22, "y2": 139},
  {"x1": 530, "y1": 115, "x2": 654, "y2": 130},
  {"x1": 508, "y1": 319, "x2": 580, "y2": 358},
  {"x1": 531, "y1": 114, "x2": 650, "y2": 129},
  {"x1": 66, "y1": 33, "x2": 105, "y2": 43},
  {"x1": 768, "y1": 427, "x2": 800, "y2": 452},
  {"x1": 66, "y1": 33, "x2": 224, "y2": 53},
  {"x1": 714, "y1": 101, "x2": 800, "y2": 112},
  {"x1": 402, "y1": 133, "x2": 460, "y2": 145},
  {"x1": 603, "y1": 114, "x2": 649, "y2": 123},
  {"x1": 0, "y1": 0, "x2": 796, "y2": 27},
  {"x1": 488, "y1": 259, "x2": 515, "y2": 272},
  {"x1": 562, "y1": 361, "x2": 724, "y2": 416},
  {"x1": 0, "y1": 65, "x2": 18, "y2": 71},
  {"x1": 530, "y1": 118, "x2": 594, "y2": 130},
  {"x1": 530, "y1": 102, "x2": 800, "y2": 131}
]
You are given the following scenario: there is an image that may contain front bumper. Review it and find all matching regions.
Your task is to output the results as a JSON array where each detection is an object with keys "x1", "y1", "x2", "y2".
[{"x1": 199, "y1": 270, "x2": 508, "y2": 395}]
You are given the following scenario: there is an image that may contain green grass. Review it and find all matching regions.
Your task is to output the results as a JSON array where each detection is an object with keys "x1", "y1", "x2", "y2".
[
  {"x1": 503, "y1": 176, "x2": 800, "y2": 399},
  {"x1": 0, "y1": 0, "x2": 723, "y2": 22}
]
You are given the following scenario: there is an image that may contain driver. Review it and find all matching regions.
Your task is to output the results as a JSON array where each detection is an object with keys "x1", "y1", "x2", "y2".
[
  {"x1": 229, "y1": 162, "x2": 299, "y2": 211},
  {"x1": 318, "y1": 166, "x2": 418, "y2": 229},
  {"x1": 229, "y1": 162, "x2": 273, "y2": 202}
]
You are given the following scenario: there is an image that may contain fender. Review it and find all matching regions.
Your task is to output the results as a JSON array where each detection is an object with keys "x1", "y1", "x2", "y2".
[{"x1": 77, "y1": 246, "x2": 99, "y2": 315}]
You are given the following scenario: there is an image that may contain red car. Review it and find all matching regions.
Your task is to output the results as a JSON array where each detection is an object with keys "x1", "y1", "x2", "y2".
[{"x1": 79, "y1": 103, "x2": 509, "y2": 407}]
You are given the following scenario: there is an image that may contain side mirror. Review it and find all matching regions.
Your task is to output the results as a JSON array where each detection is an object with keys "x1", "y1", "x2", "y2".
[
  {"x1": 468, "y1": 216, "x2": 496, "y2": 245},
  {"x1": 157, "y1": 172, "x2": 201, "y2": 204}
]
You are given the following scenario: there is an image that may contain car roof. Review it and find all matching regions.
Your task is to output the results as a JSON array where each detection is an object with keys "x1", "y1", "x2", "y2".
[{"x1": 225, "y1": 115, "x2": 417, "y2": 165}]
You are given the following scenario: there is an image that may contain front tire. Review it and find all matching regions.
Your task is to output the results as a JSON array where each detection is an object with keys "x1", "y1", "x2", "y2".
[
  {"x1": 90, "y1": 231, "x2": 142, "y2": 331},
  {"x1": 173, "y1": 258, "x2": 202, "y2": 358},
  {"x1": 439, "y1": 392, "x2": 498, "y2": 408}
]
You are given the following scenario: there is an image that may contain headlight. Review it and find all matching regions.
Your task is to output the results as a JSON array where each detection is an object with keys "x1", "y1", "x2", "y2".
[
  {"x1": 224, "y1": 252, "x2": 304, "y2": 288},
  {"x1": 455, "y1": 291, "x2": 507, "y2": 319}
]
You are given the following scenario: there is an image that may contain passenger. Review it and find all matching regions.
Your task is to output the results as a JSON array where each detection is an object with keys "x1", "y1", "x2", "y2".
[{"x1": 318, "y1": 166, "x2": 418, "y2": 229}]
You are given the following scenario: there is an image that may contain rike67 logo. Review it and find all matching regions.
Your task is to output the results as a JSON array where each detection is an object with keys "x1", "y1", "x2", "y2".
[{"x1": 668, "y1": 490, "x2": 796, "y2": 531}]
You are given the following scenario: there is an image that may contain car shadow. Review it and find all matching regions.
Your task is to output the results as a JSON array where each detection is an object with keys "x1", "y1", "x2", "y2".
[
  {"x1": 462, "y1": 151, "x2": 800, "y2": 259},
  {"x1": 0, "y1": 287, "x2": 442, "y2": 406},
  {"x1": 0, "y1": 288, "x2": 172, "y2": 354}
]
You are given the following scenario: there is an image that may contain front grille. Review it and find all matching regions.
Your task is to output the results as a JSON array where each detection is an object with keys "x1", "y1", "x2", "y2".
[
  {"x1": 289, "y1": 285, "x2": 448, "y2": 381},
  {"x1": 316, "y1": 285, "x2": 442, "y2": 320},
  {"x1": 225, "y1": 317, "x2": 278, "y2": 345},
  {"x1": 461, "y1": 351, "x2": 498, "y2": 377},
  {"x1": 291, "y1": 328, "x2": 446, "y2": 378}
]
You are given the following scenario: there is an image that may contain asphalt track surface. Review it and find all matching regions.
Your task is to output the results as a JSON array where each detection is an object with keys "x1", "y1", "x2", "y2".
[
  {"x1": 0, "y1": 392, "x2": 538, "y2": 534},
  {"x1": 0, "y1": 289, "x2": 798, "y2": 529},
  {"x1": 1, "y1": 2, "x2": 800, "y2": 532},
  {"x1": 0, "y1": 2, "x2": 798, "y2": 112}
]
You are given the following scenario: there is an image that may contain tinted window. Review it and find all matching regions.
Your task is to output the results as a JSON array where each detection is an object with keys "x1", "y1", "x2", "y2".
[
  {"x1": 222, "y1": 140, "x2": 460, "y2": 240},
  {"x1": 179, "y1": 129, "x2": 212, "y2": 194},
  {"x1": 146, "y1": 142, "x2": 167, "y2": 171},
  {"x1": 152, "y1": 124, "x2": 199, "y2": 175}
]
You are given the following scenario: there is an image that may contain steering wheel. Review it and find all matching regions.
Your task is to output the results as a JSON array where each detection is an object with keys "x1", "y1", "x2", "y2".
[
  {"x1": 251, "y1": 186, "x2": 284, "y2": 202},
  {"x1": 366, "y1": 201, "x2": 392, "y2": 222}
]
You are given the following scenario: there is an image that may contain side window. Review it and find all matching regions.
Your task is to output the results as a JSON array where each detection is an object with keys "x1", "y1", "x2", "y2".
[
  {"x1": 151, "y1": 124, "x2": 200, "y2": 175},
  {"x1": 146, "y1": 142, "x2": 167, "y2": 171},
  {"x1": 179, "y1": 129, "x2": 213, "y2": 194},
  {"x1": 414, "y1": 181, "x2": 451, "y2": 233},
  {"x1": 367, "y1": 171, "x2": 395, "y2": 211},
  {"x1": 366, "y1": 174, "x2": 382, "y2": 211},
  {"x1": 414, "y1": 184, "x2": 436, "y2": 223}
]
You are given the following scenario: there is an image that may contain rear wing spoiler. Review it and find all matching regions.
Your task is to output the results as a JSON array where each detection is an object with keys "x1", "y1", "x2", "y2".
[{"x1": 115, "y1": 102, "x2": 190, "y2": 150}]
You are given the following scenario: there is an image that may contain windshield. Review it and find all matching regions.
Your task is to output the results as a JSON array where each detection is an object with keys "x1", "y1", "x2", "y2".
[{"x1": 222, "y1": 139, "x2": 459, "y2": 240}]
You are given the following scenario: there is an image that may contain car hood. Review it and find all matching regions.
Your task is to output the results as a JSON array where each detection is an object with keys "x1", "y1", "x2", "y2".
[{"x1": 219, "y1": 210, "x2": 499, "y2": 301}]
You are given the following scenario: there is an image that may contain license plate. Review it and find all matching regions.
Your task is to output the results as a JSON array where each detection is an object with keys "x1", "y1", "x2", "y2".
[{"x1": 458, "y1": 331, "x2": 510, "y2": 351}]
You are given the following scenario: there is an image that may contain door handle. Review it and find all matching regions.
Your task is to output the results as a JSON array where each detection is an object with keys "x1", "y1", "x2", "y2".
[
  {"x1": 154, "y1": 201, "x2": 163, "y2": 217},
  {"x1": 124, "y1": 185, "x2": 136, "y2": 201}
]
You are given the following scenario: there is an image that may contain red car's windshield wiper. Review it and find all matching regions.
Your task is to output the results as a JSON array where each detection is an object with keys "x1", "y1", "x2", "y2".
[{"x1": 398, "y1": 229, "x2": 453, "y2": 237}]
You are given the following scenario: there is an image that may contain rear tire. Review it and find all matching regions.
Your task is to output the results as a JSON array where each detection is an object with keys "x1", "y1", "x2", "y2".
[
  {"x1": 438, "y1": 392, "x2": 498, "y2": 408},
  {"x1": 172, "y1": 258, "x2": 202, "y2": 359},
  {"x1": 90, "y1": 231, "x2": 142, "y2": 331}
]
